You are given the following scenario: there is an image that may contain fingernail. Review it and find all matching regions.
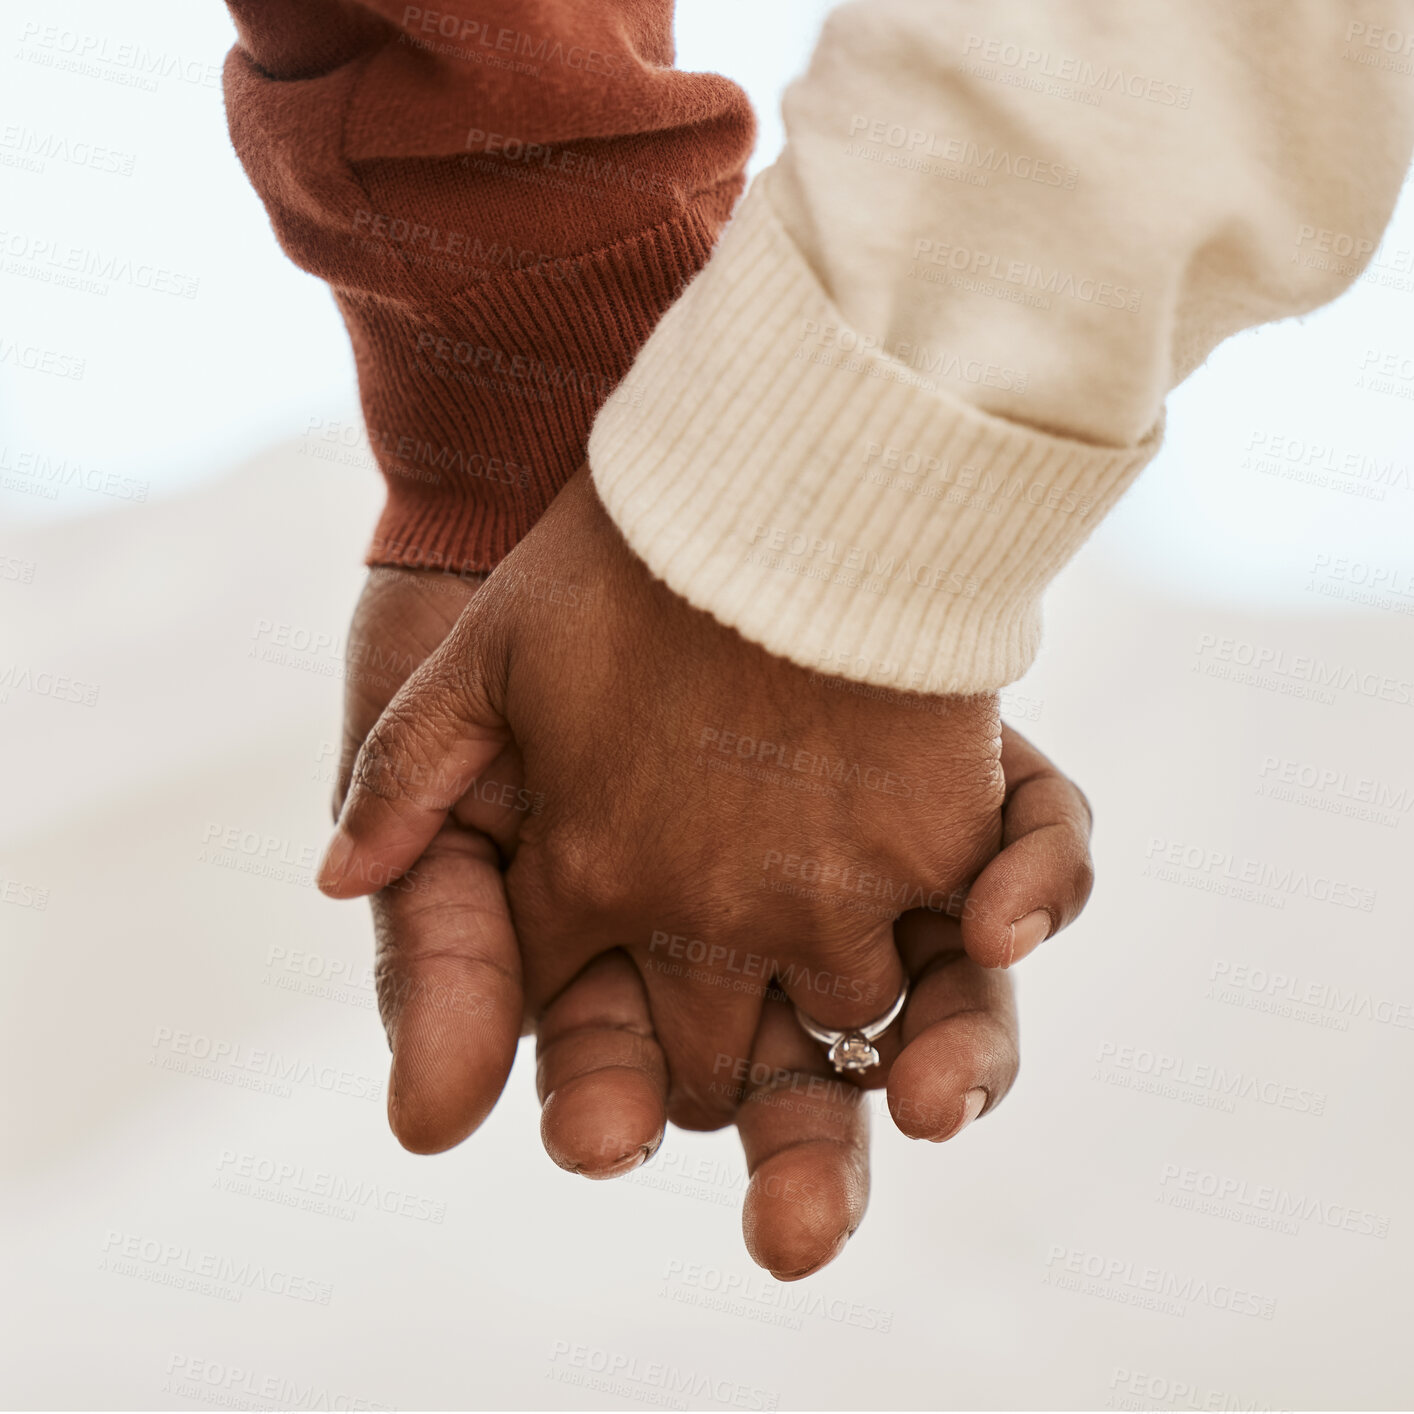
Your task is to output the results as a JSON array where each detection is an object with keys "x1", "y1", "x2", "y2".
[
  {"x1": 576, "y1": 1144, "x2": 654, "y2": 1181},
  {"x1": 769, "y1": 1230, "x2": 849, "y2": 1282},
  {"x1": 316, "y1": 827, "x2": 355, "y2": 895},
  {"x1": 960, "y1": 1086, "x2": 988, "y2": 1129},
  {"x1": 931, "y1": 1087, "x2": 988, "y2": 1142},
  {"x1": 1007, "y1": 909, "x2": 1052, "y2": 966}
]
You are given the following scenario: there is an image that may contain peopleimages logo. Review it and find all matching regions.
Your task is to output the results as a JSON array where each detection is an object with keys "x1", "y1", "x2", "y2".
[
  {"x1": 1208, "y1": 960, "x2": 1414, "y2": 1034},
  {"x1": 1193, "y1": 633, "x2": 1414, "y2": 708},
  {"x1": 1345, "y1": 20, "x2": 1414, "y2": 56},
  {"x1": 100, "y1": 1232, "x2": 332, "y2": 1306},
  {"x1": 0, "y1": 338, "x2": 86, "y2": 379},
  {"x1": 15, "y1": 22, "x2": 222, "y2": 90},
  {"x1": 462, "y1": 130, "x2": 664, "y2": 195},
  {"x1": 0, "y1": 662, "x2": 100, "y2": 707},
  {"x1": 0, "y1": 227, "x2": 199, "y2": 297},
  {"x1": 546, "y1": 1341, "x2": 778, "y2": 1411},
  {"x1": 403, "y1": 8, "x2": 624, "y2": 77},
  {"x1": 960, "y1": 34, "x2": 1193, "y2": 107},
  {"x1": 1242, "y1": 429, "x2": 1411, "y2": 500},
  {"x1": 0, "y1": 124, "x2": 136, "y2": 177},
  {"x1": 1095, "y1": 1041, "x2": 1327, "y2": 1116},
  {"x1": 650, "y1": 929, "x2": 869, "y2": 1005},
  {"x1": 0, "y1": 445, "x2": 148, "y2": 502},
  {"x1": 215, "y1": 1150, "x2": 446, "y2": 1225},
  {"x1": 1, "y1": 877, "x2": 49, "y2": 909},
  {"x1": 661, "y1": 1260, "x2": 894, "y2": 1332},
  {"x1": 1043, "y1": 1246, "x2": 1275, "y2": 1320},
  {"x1": 1157, "y1": 1164, "x2": 1389, "y2": 1239},
  {"x1": 1143, "y1": 836, "x2": 1377, "y2": 912},
  {"x1": 796, "y1": 318, "x2": 1028, "y2": 393},
  {"x1": 697, "y1": 725, "x2": 925, "y2": 798},
  {"x1": 743, "y1": 524, "x2": 978, "y2": 598},
  {"x1": 846, "y1": 116, "x2": 1077, "y2": 187},
  {"x1": 1257, "y1": 754, "x2": 1412, "y2": 813},
  {"x1": 1105, "y1": 1366, "x2": 1283, "y2": 1413},
  {"x1": 861, "y1": 440, "x2": 1096, "y2": 517},
  {"x1": 163, "y1": 1354, "x2": 393, "y2": 1412},
  {"x1": 1255, "y1": 753, "x2": 1411, "y2": 829},
  {"x1": 150, "y1": 1026, "x2": 382, "y2": 1103},
  {"x1": 911, "y1": 238, "x2": 1141, "y2": 310}
]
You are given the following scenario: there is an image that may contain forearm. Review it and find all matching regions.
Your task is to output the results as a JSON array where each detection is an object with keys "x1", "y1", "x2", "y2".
[
  {"x1": 590, "y1": 0, "x2": 1414, "y2": 692},
  {"x1": 223, "y1": 0, "x2": 754, "y2": 571}
]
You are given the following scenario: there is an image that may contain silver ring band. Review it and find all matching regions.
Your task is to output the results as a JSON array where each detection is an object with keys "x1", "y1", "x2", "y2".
[{"x1": 794, "y1": 981, "x2": 910, "y2": 1074}]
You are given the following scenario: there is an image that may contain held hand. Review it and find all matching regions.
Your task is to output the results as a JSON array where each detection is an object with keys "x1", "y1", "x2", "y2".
[
  {"x1": 323, "y1": 469, "x2": 1084, "y2": 1134},
  {"x1": 336, "y1": 563, "x2": 1092, "y2": 1278},
  {"x1": 535, "y1": 908, "x2": 1024, "y2": 1281},
  {"x1": 334, "y1": 567, "x2": 521, "y2": 1152}
]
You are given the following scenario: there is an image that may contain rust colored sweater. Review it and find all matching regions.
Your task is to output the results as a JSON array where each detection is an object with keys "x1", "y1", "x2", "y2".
[
  {"x1": 223, "y1": 0, "x2": 754, "y2": 573},
  {"x1": 229, "y1": 2, "x2": 1412, "y2": 692}
]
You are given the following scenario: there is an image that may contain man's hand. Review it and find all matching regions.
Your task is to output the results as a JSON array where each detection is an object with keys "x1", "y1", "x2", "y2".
[
  {"x1": 323, "y1": 468, "x2": 1091, "y2": 1134},
  {"x1": 337, "y1": 556, "x2": 1090, "y2": 1278},
  {"x1": 534, "y1": 906, "x2": 1023, "y2": 1281},
  {"x1": 335, "y1": 566, "x2": 520, "y2": 1152}
]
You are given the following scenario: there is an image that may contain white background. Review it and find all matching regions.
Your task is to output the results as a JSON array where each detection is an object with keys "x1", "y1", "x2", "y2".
[{"x1": 3, "y1": 2, "x2": 1413, "y2": 1409}]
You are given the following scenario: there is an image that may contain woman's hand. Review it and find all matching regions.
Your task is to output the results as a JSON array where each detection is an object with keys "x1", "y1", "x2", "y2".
[
  {"x1": 324, "y1": 468, "x2": 1052, "y2": 1133},
  {"x1": 333, "y1": 559, "x2": 1092, "y2": 1277}
]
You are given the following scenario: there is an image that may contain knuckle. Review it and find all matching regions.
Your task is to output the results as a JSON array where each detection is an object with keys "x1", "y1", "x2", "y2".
[
  {"x1": 898, "y1": 807, "x2": 1002, "y2": 904},
  {"x1": 351, "y1": 717, "x2": 407, "y2": 802},
  {"x1": 531, "y1": 822, "x2": 628, "y2": 920},
  {"x1": 352, "y1": 709, "x2": 449, "y2": 810},
  {"x1": 894, "y1": 754, "x2": 1008, "y2": 899},
  {"x1": 373, "y1": 949, "x2": 506, "y2": 1035}
]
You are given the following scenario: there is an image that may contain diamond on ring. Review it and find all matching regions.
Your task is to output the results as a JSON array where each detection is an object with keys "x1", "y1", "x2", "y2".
[
  {"x1": 828, "y1": 1034, "x2": 881, "y2": 1072},
  {"x1": 794, "y1": 982, "x2": 910, "y2": 1075}
]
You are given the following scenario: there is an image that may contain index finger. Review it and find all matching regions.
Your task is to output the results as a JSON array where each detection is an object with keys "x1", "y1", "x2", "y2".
[{"x1": 959, "y1": 724, "x2": 1095, "y2": 969}]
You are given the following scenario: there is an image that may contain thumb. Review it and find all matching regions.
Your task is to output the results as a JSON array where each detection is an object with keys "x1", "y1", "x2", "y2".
[{"x1": 317, "y1": 606, "x2": 509, "y2": 899}]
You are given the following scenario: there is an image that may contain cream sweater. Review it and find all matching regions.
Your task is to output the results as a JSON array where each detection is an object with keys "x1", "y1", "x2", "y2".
[{"x1": 589, "y1": 0, "x2": 1414, "y2": 693}]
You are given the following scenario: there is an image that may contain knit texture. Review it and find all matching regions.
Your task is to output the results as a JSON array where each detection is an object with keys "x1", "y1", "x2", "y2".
[
  {"x1": 342, "y1": 211, "x2": 723, "y2": 569},
  {"x1": 223, "y1": 0, "x2": 754, "y2": 571},
  {"x1": 590, "y1": 178, "x2": 1163, "y2": 693},
  {"x1": 592, "y1": 0, "x2": 1413, "y2": 692}
]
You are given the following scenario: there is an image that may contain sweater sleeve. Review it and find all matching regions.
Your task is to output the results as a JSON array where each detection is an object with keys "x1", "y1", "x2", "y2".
[
  {"x1": 588, "y1": 0, "x2": 1414, "y2": 694},
  {"x1": 222, "y1": 0, "x2": 754, "y2": 571}
]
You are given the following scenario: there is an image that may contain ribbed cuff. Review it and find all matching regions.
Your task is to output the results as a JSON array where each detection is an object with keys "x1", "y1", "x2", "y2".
[
  {"x1": 589, "y1": 177, "x2": 1164, "y2": 694},
  {"x1": 352, "y1": 209, "x2": 724, "y2": 574}
]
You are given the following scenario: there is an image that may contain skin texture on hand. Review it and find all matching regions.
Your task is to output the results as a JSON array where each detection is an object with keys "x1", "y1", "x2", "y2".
[
  {"x1": 334, "y1": 548, "x2": 1092, "y2": 1277},
  {"x1": 327, "y1": 464, "x2": 1093, "y2": 1097},
  {"x1": 337, "y1": 564, "x2": 871, "y2": 1276},
  {"x1": 325, "y1": 469, "x2": 1007, "y2": 1121}
]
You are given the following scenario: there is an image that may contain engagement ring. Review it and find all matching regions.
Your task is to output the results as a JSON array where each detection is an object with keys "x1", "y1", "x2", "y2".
[{"x1": 793, "y1": 982, "x2": 910, "y2": 1074}]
